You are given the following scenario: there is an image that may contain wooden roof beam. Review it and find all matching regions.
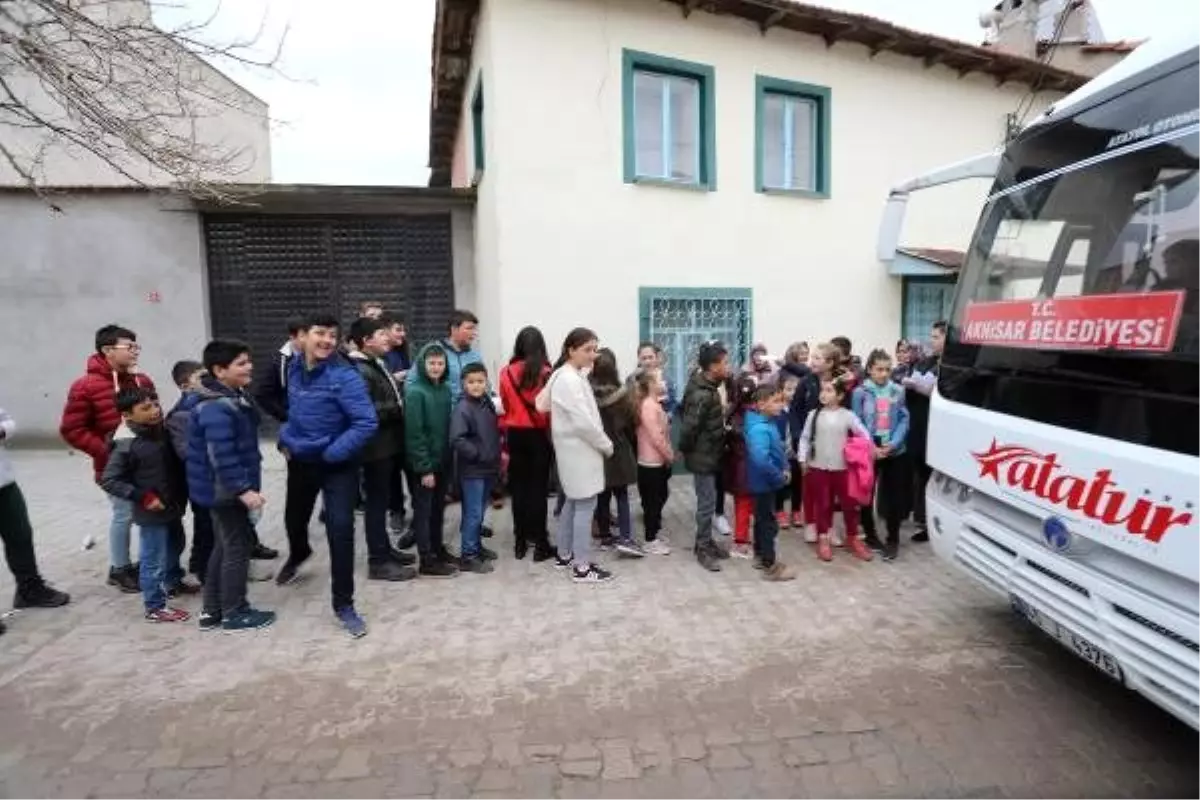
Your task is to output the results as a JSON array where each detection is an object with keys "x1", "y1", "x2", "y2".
[
  {"x1": 681, "y1": 0, "x2": 702, "y2": 18},
  {"x1": 759, "y1": 8, "x2": 787, "y2": 33}
]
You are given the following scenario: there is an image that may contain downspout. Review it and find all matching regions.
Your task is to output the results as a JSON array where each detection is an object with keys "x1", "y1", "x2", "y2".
[{"x1": 876, "y1": 150, "x2": 1003, "y2": 263}]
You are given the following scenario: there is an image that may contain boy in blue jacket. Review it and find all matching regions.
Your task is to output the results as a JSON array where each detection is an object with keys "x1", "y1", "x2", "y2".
[
  {"x1": 276, "y1": 313, "x2": 378, "y2": 639},
  {"x1": 851, "y1": 349, "x2": 912, "y2": 562},
  {"x1": 186, "y1": 340, "x2": 274, "y2": 632},
  {"x1": 744, "y1": 385, "x2": 796, "y2": 582}
]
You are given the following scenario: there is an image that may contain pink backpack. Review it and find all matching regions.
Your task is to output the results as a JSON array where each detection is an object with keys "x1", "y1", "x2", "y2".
[{"x1": 843, "y1": 434, "x2": 875, "y2": 506}]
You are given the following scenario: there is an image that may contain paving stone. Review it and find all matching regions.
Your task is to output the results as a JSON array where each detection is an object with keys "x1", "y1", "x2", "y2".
[
  {"x1": 326, "y1": 747, "x2": 374, "y2": 781},
  {"x1": 474, "y1": 767, "x2": 516, "y2": 791},
  {"x1": 446, "y1": 749, "x2": 487, "y2": 769},
  {"x1": 522, "y1": 743, "x2": 562, "y2": 762},
  {"x1": 673, "y1": 732, "x2": 708, "y2": 761},
  {"x1": 707, "y1": 745, "x2": 751, "y2": 771},
  {"x1": 561, "y1": 741, "x2": 600, "y2": 761},
  {"x1": 559, "y1": 759, "x2": 602, "y2": 779}
]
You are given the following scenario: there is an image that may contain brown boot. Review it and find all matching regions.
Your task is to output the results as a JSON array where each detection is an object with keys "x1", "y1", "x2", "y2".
[{"x1": 763, "y1": 561, "x2": 796, "y2": 582}]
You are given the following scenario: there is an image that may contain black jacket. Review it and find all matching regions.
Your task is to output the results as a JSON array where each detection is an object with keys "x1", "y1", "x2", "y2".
[
  {"x1": 449, "y1": 394, "x2": 501, "y2": 480},
  {"x1": 594, "y1": 382, "x2": 637, "y2": 488},
  {"x1": 348, "y1": 352, "x2": 404, "y2": 463},
  {"x1": 100, "y1": 423, "x2": 187, "y2": 525},
  {"x1": 679, "y1": 372, "x2": 726, "y2": 475},
  {"x1": 255, "y1": 341, "x2": 296, "y2": 423}
]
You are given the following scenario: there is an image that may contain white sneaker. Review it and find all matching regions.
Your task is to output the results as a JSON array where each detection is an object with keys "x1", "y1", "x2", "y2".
[
  {"x1": 645, "y1": 539, "x2": 671, "y2": 556},
  {"x1": 714, "y1": 515, "x2": 733, "y2": 536},
  {"x1": 657, "y1": 532, "x2": 671, "y2": 547},
  {"x1": 832, "y1": 528, "x2": 846, "y2": 548},
  {"x1": 731, "y1": 543, "x2": 754, "y2": 559},
  {"x1": 803, "y1": 525, "x2": 817, "y2": 544}
]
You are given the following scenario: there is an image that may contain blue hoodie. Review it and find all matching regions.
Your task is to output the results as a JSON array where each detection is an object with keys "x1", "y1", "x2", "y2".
[
  {"x1": 744, "y1": 409, "x2": 789, "y2": 494},
  {"x1": 280, "y1": 353, "x2": 378, "y2": 463}
]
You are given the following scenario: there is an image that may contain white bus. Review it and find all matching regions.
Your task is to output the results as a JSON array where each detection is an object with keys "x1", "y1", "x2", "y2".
[{"x1": 924, "y1": 34, "x2": 1199, "y2": 729}]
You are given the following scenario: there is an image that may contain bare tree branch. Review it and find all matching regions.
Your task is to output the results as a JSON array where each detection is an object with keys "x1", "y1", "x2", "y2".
[{"x1": 0, "y1": 0, "x2": 285, "y2": 203}]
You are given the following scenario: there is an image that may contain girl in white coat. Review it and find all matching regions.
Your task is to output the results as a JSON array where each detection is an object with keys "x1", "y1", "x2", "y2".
[{"x1": 537, "y1": 328, "x2": 615, "y2": 583}]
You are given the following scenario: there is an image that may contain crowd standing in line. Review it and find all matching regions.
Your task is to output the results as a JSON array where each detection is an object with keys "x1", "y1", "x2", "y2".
[{"x1": 1, "y1": 306, "x2": 946, "y2": 639}]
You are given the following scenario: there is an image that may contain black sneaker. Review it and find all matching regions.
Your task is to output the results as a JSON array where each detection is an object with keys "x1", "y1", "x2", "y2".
[
  {"x1": 167, "y1": 579, "x2": 202, "y2": 598},
  {"x1": 198, "y1": 611, "x2": 222, "y2": 632},
  {"x1": 251, "y1": 543, "x2": 279, "y2": 560},
  {"x1": 435, "y1": 546, "x2": 458, "y2": 564},
  {"x1": 0, "y1": 618, "x2": 6, "y2": 636},
  {"x1": 459, "y1": 556, "x2": 495, "y2": 574},
  {"x1": 572, "y1": 563, "x2": 614, "y2": 583},
  {"x1": 368, "y1": 561, "x2": 417, "y2": 582},
  {"x1": 275, "y1": 558, "x2": 306, "y2": 587},
  {"x1": 388, "y1": 547, "x2": 417, "y2": 566},
  {"x1": 711, "y1": 543, "x2": 731, "y2": 560},
  {"x1": 882, "y1": 543, "x2": 899, "y2": 562},
  {"x1": 864, "y1": 535, "x2": 887, "y2": 554},
  {"x1": 912, "y1": 528, "x2": 930, "y2": 543},
  {"x1": 615, "y1": 540, "x2": 646, "y2": 558},
  {"x1": 107, "y1": 566, "x2": 140, "y2": 594},
  {"x1": 532, "y1": 544, "x2": 555, "y2": 563},
  {"x1": 481, "y1": 525, "x2": 494, "y2": 539},
  {"x1": 222, "y1": 608, "x2": 276, "y2": 632},
  {"x1": 696, "y1": 548, "x2": 721, "y2": 572},
  {"x1": 553, "y1": 553, "x2": 573, "y2": 569},
  {"x1": 395, "y1": 528, "x2": 417, "y2": 550},
  {"x1": 514, "y1": 540, "x2": 529, "y2": 560},
  {"x1": 418, "y1": 560, "x2": 458, "y2": 578},
  {"x1": 13, "y1": 582, "x2": 71, "y2": 609},
  {"x1": 478, "y1": 545, "x2": 498, "y2": 562}
]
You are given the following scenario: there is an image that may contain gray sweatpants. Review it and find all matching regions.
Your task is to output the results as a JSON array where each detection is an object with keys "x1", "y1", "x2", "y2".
[
  {"x1": 556, "y1": 495, "x2": 597, "y2": 568},
  {"x1": 693, "y1": 472, "x2": 717, "y2": 551}
]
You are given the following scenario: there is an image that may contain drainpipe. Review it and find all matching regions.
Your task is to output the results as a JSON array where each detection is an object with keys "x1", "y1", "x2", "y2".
[{"x1": 876, "y1": 150, "x2": 1003, "y2": 263}]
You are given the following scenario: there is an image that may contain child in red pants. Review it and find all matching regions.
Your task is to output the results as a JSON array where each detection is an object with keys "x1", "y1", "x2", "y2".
[
  {"x1": 723, "y1": 377, "x2": 757, "y2": 558},
  {"x1": 798, "y1": 377, "x2": 872, "y2": 562}
]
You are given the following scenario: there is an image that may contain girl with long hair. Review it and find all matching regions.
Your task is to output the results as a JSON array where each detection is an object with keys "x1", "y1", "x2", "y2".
[
  {"x1": 498, "y1": 326, "x2": 554, "y2": 561},
  {"x1": 537, "y1": 328, "x2": 615, "y2": 583},
  {"x1": 590, "y1": 348, "x2": 644, "y2": 558}
]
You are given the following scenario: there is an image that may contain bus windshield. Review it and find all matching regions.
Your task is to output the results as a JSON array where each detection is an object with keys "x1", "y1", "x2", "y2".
[{"x1": 940, "y1": 67, "x2": 1199, "y2": 457}]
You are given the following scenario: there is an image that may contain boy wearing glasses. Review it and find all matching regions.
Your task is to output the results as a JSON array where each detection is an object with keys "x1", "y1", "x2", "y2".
[{"x1": 60, "y1": 324, "x2": 157, "y2": 593}]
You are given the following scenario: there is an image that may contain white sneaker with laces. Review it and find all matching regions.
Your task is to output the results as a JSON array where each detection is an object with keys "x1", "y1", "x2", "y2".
[
  {"x1": 803, "y1": 525, "x2": 818, "y2": 544},
  {"x1": 714, "y1": 515, "x2": 733, "y2": 536},
  {"x1": 645, "y1": 539, "x2": 671, "y2": 556}
]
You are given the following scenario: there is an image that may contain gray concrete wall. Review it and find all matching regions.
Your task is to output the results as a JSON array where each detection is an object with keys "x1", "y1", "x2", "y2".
[{"x1": 0, "y1": 192, "x2": 210, "y2": 446}]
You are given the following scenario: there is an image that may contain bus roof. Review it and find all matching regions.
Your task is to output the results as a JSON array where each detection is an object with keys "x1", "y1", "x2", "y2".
[{"x1": 1029, "y1": 30, "x2": 1199, "y2": 130}]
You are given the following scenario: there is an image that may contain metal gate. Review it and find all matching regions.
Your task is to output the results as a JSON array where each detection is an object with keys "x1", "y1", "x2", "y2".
[
  {"x1": 204, "y1": 213, "x2": 456, "y2": 378},
  {"x1": 638, "y1": 287, "x2": 753, "y2": 393}
]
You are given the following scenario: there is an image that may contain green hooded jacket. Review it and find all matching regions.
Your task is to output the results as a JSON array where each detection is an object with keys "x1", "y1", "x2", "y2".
[{"x1": 404, "y1": 342, "x2": 452, "y2": 475}]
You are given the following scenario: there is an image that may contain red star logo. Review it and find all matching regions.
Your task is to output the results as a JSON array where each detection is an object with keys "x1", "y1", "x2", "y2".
[{"x1": 973, "y1": 439, "x2": 1004, "y2": 480}]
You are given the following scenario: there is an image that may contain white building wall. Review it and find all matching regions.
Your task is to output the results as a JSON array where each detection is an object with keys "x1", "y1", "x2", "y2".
[
  {"x1": 0, "y1": 193, "x2": 210, "y2": 443},
  {"x1": 473, "y1": 0, "x2": 1057, "y2": 364}
]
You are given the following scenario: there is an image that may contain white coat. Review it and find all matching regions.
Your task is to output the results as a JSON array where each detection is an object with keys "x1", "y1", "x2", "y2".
[{"x1": 539, "y1": 365, "x2": 612, "y2": 499}]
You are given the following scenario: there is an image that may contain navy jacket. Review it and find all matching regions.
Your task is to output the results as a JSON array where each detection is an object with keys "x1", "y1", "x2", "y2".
[
  {"x1": 101, "y1": 423, "x2": 187, "y2": 525},
  {"x1": 449, "y1": 394, "x2": 501, "y2": 480},
  {"x1": 185, "y1": 378, "x2": 262, "y2": 508},
  {"x1": 280, "y1": 352, "x2": 378, "y2": 464},
  {"x1": 744, "y1": 410, "x2": 789, "y2": 495}
]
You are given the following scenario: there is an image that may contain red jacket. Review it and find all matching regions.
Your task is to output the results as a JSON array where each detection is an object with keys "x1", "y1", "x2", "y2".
[
  {"x1": 60, "y1": 353, "x2": 157, "y2": 482},
  {"x1": 498, "y1": 359, "x2": 550, "y2": 431}
]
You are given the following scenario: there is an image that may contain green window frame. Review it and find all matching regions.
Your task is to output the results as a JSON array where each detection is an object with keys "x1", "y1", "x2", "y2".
[
  {"x1": 471, "y1": 76, "x2": 485, "y2": 182},
  {"x1": 622, "y1": 49, "x2": 717, "y2": 191},
  {"x1": 754, "y1": 75, "x2": 831, "y2": 198}
]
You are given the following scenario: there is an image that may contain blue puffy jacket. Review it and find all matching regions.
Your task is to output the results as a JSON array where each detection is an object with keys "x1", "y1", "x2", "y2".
[
  {"x1": 280, "y1": 353, "x2": 378, "y2": 463},
  {"x1": 186, "y1": 378, "x2": 262, "y2": 508},
  {"x1": 744, "y1": 410, "x2": 789, "y2": 494}
]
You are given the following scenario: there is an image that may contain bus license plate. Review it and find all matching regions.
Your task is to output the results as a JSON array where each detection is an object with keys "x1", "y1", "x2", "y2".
[{"x1": 1010, "y1": 596, "x2": 1123, "y2": 682}]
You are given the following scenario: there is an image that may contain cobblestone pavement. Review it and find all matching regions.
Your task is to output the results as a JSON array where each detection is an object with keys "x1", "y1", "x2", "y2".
[{"x1": 0, "y1": 448, "x2": 1196, "y2": 799}]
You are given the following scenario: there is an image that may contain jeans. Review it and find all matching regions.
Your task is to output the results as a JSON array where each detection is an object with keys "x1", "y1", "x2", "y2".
[
  {"x1": 166, "y1": 519, "x2": 186, "y2": 588},
  {"x1": 286, "y1": 460, "x2": 360, "y2": 611},
  {"x1": 507, "y1": 428, "x2": 552, "y2": 550},
  {"x1": 188, "y1": 500, "x2": 214, "y2": 581},
  {"x1": 138, "y1": 523, "x2": 170, "y2": 611},
  {"x1": 412, "y1": 470, "x2": 448, "y2": 564},
  {"x1": 693, "y1": 472, "x2": 717, "y2": 551},
  {"x1": 636, "y1": 465, "x2": 671, "y2": 541},
  {"x1": 752, "y1": 492, "x2": 779, "y2": 567},
  {"x1": 556, "y1": 495, "x2": 597, "y2": 568},
  {"x1": 361, "y1": 457, "x2": 393, "y2": 565},
  {"x1": 460, "y1": 476, "x2": 494, "y2": 559},
  {"x1": 107, "y1": 494, "x2": 134, "y2": 568},
  {"x1": 204, "y1": 504, "x2": 253, "y2": 617},
  {"x1": 596, "y1": 486, "x2": 632, "y2": 543},
  {"x1": 0, "y1": 483, "x2": 43, "y2": 593}
]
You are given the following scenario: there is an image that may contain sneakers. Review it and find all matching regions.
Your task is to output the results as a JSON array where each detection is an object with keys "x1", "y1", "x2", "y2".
[
  {"x1": 791, "y1": 513, "x2": 804, "y2": 529},
  {"x1": 394, "y1": 528, "x2": 417, "y2": 551},
  {"x1": 645, "y1": 539, "x2": 671, "y2": 556},
  {"x1": 763, "y1": 562, "x2": 797, "y2": 582},
  {"x1": 435, "y1": 546, "x2": 458, "y2": 564},
  {"x1": 336, "y1": 606, "x2": 367, "y2": 639},
  {"x1": 816, "y1": 535, "x2": 834, "y2": 562},
  {"x1": 275, "y1": 558, "x2": 304, "y2": 586},
  {"x1": 107, "y1": 565, "x2": 139, "y2": 594},
  {"x1": 418, "y1": 560, "x2": 458, "y2": 578},
  {"x1": 145, "y1": 607, "x2": 190, "y2": 623},
  {"x1": 572, "y1": 563, "x2": 614, "y2": 583},
  {"x1": 368, "y1": 561, "x2": 417, "y2": 582},
  {"x1": 776, "y1": 511, "x2": 791, "y2": 529},
  {"x1": 712, "y1": 542, "x2": 731, "y2": 560},
  {"x1": 250, "y1": 543, "x2": 279, "y2": 560},
  {"x1": 553, "y1": 553, "x2": 573, "y2": 569},
  {"x1": 222, "y1": 608, "x2": 276, "y2": 632},
  {"x1": 198, "y1": 611, "x2": 222, "y2": 632},
  {"x1": 481, "y1": 524, "x2": 495, "y2": 539},
  {"x1": 714, "y1": 515, "x2": 733, "y2": 536},
  {"x1": 752, "y1": 556, "x2": 766, "y2": 570},
  {"x1": 696, "y1": 546, "x2": 721, "y2": 572},
  {"x1": 477, "y1": 545, "x2": 498, "y2": 562},
  {"x1": 389, "y1": 547, "x2": 417, "y2": 566},
  {"x1": 514, "y1": 540, "x2": 529, "y2": 560},
  {"x1": 168, "y1": 578, "x2": 202, "y2": 598},
  {"x1": 847, "y1": 537, "x2": 875, "y2": 562},
  {"x1": 13, "y1": 582, "x2": 71, "y2": 609},
  {"x1": 730, "y1": 542, "x2": 754, "y2": 560},
  {"x1": 615, "y1": 540, "x2": 646, "y2": 558},
  {"x1": 803, "y1": 525, "x2": 818, "y2": 544},
  {"x1": 882, "y1": 542, "x2": 899, "y2": 562},
  {"x1": 459, "y1": 556, "x2": 495, "y2": 574},
  {"x1": 532, "y1": 543, "x2": 555, "y2": 563},
  {"x1": 863, "y1": 535, "x2": 887, "y2": 555},
  {"x1": 912, "y1": 528, "x2": 930, "y2": 543}
]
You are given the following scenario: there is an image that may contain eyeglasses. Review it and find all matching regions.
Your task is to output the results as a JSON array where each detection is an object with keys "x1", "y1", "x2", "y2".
[{"x1": 109, "y1": 344, "x2": 141, "y2": 353}]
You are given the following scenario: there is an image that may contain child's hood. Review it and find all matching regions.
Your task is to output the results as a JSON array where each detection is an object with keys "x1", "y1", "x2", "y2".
[
  {"x1": 592, "y1": 381, "x2": 629, "y2": 409},
  {"x1": 412, "y1": 342, "x2": 449, "y2": 386}
]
